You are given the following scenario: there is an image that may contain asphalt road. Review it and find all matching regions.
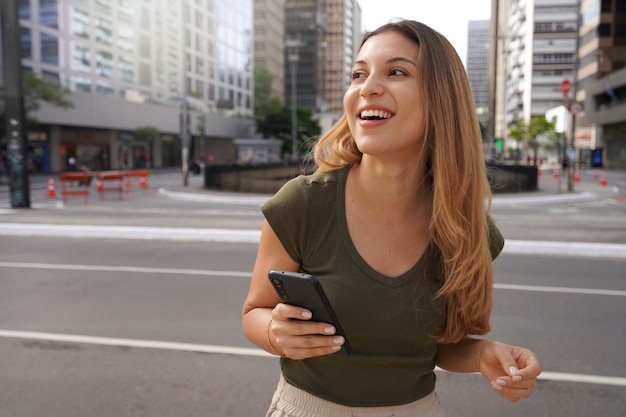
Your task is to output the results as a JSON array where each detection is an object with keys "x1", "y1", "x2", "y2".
[{"x1": 0, "y1": 169, "x2": 625, "y2": 416}]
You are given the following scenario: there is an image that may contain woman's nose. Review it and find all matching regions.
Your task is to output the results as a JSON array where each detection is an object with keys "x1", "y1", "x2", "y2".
[{"x1": 360, "y1": 74, "x2": 384, "y2": 97}]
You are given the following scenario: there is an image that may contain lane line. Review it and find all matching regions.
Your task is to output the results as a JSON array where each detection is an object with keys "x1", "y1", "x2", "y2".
[
  {"x1": 1, "y1": 329, "x2": 624, "y2": 387},
  {"x1": 0, "y1": 223, "x2": 261, "y2": 243},
  {"x1": 1, "y1": 261, "x2": 624, "y2": 297},
  {"x1": 0, "y1": 329, "x2": 270, "y2": 358},
  {"x1": 494, "y1": 283, "x2": 626, "y2": 297},
  {"x1": 504, "y1": 240, "x2": 626, "y2": 259},
  {"x1": 1, "y1": 223, "x2": 626, "y2": 259},
  {"x1": 0, "y1": 261, "x2": 250, "y2": 278}
]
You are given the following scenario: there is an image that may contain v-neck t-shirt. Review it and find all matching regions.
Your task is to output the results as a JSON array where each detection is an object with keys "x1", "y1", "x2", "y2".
[{"x1": 261, "y1": 164, "x2": 504, "y2": 407}]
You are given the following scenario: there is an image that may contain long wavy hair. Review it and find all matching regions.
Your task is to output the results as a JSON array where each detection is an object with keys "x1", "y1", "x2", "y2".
[{"x1": 313, "y1": 20, "x2": 494, "y2": 344}]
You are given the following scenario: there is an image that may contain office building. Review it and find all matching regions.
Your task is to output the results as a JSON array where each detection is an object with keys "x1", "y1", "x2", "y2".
[
  {"x1": 575, "y1": 0, "x2": 626, "y2": 168},
  {"x1": 284, "y1": 0, "x2": 361, "y2": 127},
  {"x1": 492, "y1": 0, "x2": 580, "y2": 152},
  {"x1": 254, "y1": 0, "x2": 285, "y2": 102},
  {"x1": 2, "y1": 0, "x2": 255, "y2": 173},
  {"x1": 467, "y1": 20, "x2": 491, "y2": 122}
]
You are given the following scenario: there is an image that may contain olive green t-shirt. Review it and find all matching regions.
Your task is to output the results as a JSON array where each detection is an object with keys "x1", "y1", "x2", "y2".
[{"x1": 261, "y1": 165, "x2": 504, "y2": 407}]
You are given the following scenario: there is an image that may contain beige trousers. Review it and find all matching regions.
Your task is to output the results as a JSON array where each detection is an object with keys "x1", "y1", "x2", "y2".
[{"x1": 266, "y1": 374, "x2": 446, "y2": 417}]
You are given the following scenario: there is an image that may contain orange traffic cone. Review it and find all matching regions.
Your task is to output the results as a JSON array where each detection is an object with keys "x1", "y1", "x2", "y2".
[
  {"x1": 599, "y1": 171, "x2": 607, "y2": 187},
  {"x1": 46, "y1": 178, "x2": 57, "y2": 198},
  {"x1": 96, "y1": 178, "x2": 104, "y2": 192},
  {"x1": 574, "y1": 169, "x2": 580, "y2": 183},
  {"x1": 553, "y1": 169, "x2": 559, "y2": 179}
]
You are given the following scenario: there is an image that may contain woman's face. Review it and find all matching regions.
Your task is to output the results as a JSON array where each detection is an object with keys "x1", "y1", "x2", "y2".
[{"x1": 344, "y1": 31, "x2": 426, "y2": 161}]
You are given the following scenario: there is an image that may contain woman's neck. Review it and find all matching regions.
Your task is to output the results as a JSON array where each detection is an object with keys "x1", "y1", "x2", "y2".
[{"x1": 348, "y1": 160, "x2": 428, "y2": 218}]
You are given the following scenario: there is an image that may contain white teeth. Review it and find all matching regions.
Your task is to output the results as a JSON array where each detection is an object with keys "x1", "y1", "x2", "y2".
[{"x1": 360, "y1": 109, "x2": 391, "y2": 119}]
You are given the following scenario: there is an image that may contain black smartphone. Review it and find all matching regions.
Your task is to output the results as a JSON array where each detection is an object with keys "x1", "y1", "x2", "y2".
[{"x1": 268, "y1": 270, "x2": 351, "y2": 355}]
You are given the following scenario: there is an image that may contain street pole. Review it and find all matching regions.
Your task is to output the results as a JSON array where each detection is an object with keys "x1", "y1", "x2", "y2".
[
  {"x1": 180, "y1": 98, "x2": 190, "y2": 186},
  {"x1": 567, "y1": 0, "x2": 583, "y2": 192},
  {"x1": 1, "y1": 0, "x2": 31, "y2": 208},
  {"x1": 286, "y1": 39, "x2": 302, "y2": 162}
]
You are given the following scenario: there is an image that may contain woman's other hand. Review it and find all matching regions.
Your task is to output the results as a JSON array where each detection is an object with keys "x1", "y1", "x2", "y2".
[{"x1": 479, "y1": 341, "x2": 541, "y2": 402}]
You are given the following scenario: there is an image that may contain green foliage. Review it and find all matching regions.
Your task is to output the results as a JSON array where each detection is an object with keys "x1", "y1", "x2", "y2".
[
  {"x1": 135, "y1": 126, "x2": 160, "y2": 136},
  {"x1": 508, "y1": 116, "x2": 558, "y2": 163},
  {"x1": 1, "y1": 72, "x2": 74, "y2": 147},
  {"x1": 256, "y1": 106, "x2": 321, "y2": 155},
  {"x1": 21, "y1": 72, "x2": 73, "y2": 115},
  {"x1": 253, "y1": 64, "x2": 321, "y2": 156}
]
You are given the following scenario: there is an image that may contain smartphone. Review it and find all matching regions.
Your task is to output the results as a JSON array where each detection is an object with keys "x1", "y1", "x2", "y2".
[{"x1": 268, "y1": 270, "x2": 351, "y2": 355}]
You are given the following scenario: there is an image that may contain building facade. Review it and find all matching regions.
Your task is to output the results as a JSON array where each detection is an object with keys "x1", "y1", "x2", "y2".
[
  {"x1": 2, "y1": 0, "x2": 255, "y2": 173},
  {"x1": 467, "y1": 20, "x2": 491, "y2": 122},
  {"x1": 576, "y1": 0, "x2": 626, "y2": 168},
  {"x1": 493, "y1": 0, "x2": 581, "y2": 161},
  {"x1": 254, "y1": 0, "x2": 285, "y2": 102},
  {"x1": 283, "y1": 0, "x2": 361, "y2": 130}
]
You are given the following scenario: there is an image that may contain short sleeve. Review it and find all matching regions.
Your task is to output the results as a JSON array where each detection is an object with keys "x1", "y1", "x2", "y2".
[
  {"x1": 260, "y1": 176, "x2": 310, "y2": 264},
  {"x1": 487, "y1": 216, "x2": 505, "y2": 260}
]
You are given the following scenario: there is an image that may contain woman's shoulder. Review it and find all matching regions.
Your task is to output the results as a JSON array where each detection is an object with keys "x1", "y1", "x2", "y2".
[{"x1": 279, "y1": 165, "x2": 349, "y2": 193}]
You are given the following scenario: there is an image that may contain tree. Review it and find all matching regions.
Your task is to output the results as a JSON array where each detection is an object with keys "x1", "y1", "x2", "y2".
[
  {"x1": 253, "y1": 65, "x2": 321, "y2": 157},
  {"x1": 256, "y1": 106, "x2": 321, "y2": 155},
  {"x1": 254, "y1": 65, "x2": 282, "y2": 119},
  {"x1": 20, "y1": 72, "x2": 73, "y2": 123},
  {"x1": 508, "y1": 116, "x2": 557, "y2": 165},
  {"x1": 1, "y1": 72, "x2": 73, "y2": 146}
]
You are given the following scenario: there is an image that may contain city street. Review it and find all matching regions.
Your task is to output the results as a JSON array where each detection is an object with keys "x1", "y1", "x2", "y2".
[{"x1": 0, "y1": 169, "x2": 625, "y2": 416}]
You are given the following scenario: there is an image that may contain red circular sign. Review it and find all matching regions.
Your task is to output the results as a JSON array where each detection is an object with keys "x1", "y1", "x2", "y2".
[
  {"x1": 569, "y1": 101, "x2": 584, "y2": 115},
  {"x1": 560, "y1": 79, "x2": 572, "y2": 96}
]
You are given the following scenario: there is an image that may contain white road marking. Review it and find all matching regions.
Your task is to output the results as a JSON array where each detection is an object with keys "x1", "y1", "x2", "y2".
[
  {"x1": 494, "y1": 283, "x2": 626, "y2": 297},
  {"x1": 1, "y1": 329, "x2": 624, "y2": 387},
  {"x1": 1, "y1": 223, "x2": 626, "y2": 259},
  {"x1": 0, "y1": 261, "x2": 250, "y2": 277},
  {"x1": 504, "y1": 240, "x2": 626, "y2": 259},
  {"x1": 1, "y1": 262, "x2": 624, "y2": 297},
  {"x1": 0, "y1": 223, "x2": 261, "y2": 243},
  {"x1": 2, "y1": 261, "x2": 624, "y2": 297}
]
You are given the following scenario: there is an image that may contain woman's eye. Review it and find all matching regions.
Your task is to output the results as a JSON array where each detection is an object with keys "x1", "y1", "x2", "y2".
[
  {"x1": 389, "y1": 68, "x2": 407, "y2": 76},
  {"x1": 351, "y1": 71, "x2": 366, "y2": 80}
]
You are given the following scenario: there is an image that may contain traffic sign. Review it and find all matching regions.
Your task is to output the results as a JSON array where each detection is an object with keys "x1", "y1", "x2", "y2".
[
  {"x1": 560, "y1": 79, "x2": 572, "y2": 96},
  {"x1": 569, "y1": 101, "x2": 584, "y2": 115}
]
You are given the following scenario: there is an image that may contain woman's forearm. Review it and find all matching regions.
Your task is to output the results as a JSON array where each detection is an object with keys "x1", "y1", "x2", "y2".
[
  {"x1": 435, "y1": 337, "x2": 489, "y2": 373},
  {"x1": 242, "y1": 307, "x2": 276, "y2": 355}
]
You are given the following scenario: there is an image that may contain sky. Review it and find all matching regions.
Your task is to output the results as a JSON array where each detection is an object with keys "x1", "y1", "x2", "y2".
[{"x1": 358, "y1": 0, "x2": 492, "y2": 65}]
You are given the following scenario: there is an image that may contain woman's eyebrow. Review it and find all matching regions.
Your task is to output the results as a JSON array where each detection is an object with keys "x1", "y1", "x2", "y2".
[{"x1": 353, "y1": 57, "x2": 417, "y2": 67}]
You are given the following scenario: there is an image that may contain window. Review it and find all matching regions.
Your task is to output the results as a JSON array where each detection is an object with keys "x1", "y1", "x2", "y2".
[
  {"x1": 41, "y1": 33, "x2": 59, "y2": 65},
  {"x1": 139, "y1": 35, "x2": 151, "y2": 58},
  {"x1": 72, "y1": 43, "x2": 91, "y2": 72},
  {"x1": 598, "y1": 23, "x2": 611, "y2": 37},
  {"x1": 72, "y1": 9, "x2": 90, "y2": 39},
  {"x1": 118, "y1": 26, "x2": 134, "y2": 52},
  {"x1": 18, "y1": 0, "x2": 30, "y2": 20},
  {"x1": 119, "y1": 56, "x2": 134, "y2": 83},
  {"x1": 96, "y1": 80, "x2": 115, "y2": 96},
  {"x1": 39, "y1": 0, "x2": 58, "y2": 28},
  {"x1": 95, "y1": 17, "x2": 113, "y2": 45},
  {"x1": 72, "y1": 75, "x2": 91, "y2": 93},
  {"x1": 96, "y1": 51, "x2": 114, "y2": 78},
  {"x1": 20, "y1": 27, "x2": 32, "y2": 60}
]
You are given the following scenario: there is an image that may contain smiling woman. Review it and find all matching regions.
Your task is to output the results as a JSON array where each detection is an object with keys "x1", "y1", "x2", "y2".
[{"x1": 242, "y1": 20, "x2": 541, "y2": 417}]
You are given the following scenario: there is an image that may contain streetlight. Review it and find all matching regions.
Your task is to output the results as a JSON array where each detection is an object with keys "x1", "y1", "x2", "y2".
[
  {"x1": 565, "y1": 0, "x2": 583, "y2": 192},
  {"x1": 1, "y1": 0, "x2": 31, "y2": 208},
  {"x1": 286, "y1": 38, "x2": 303, "y2": 162}
]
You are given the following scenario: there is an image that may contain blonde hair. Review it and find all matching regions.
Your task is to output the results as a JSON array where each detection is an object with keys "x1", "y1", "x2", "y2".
[{"x1": 314, "y1": 20, "x2": 494, "y2": 344}]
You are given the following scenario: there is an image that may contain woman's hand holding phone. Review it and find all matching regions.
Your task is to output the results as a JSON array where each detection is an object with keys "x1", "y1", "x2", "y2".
[{"x1": 269, "y1": 302, "x2": 346, "y2": 360}]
